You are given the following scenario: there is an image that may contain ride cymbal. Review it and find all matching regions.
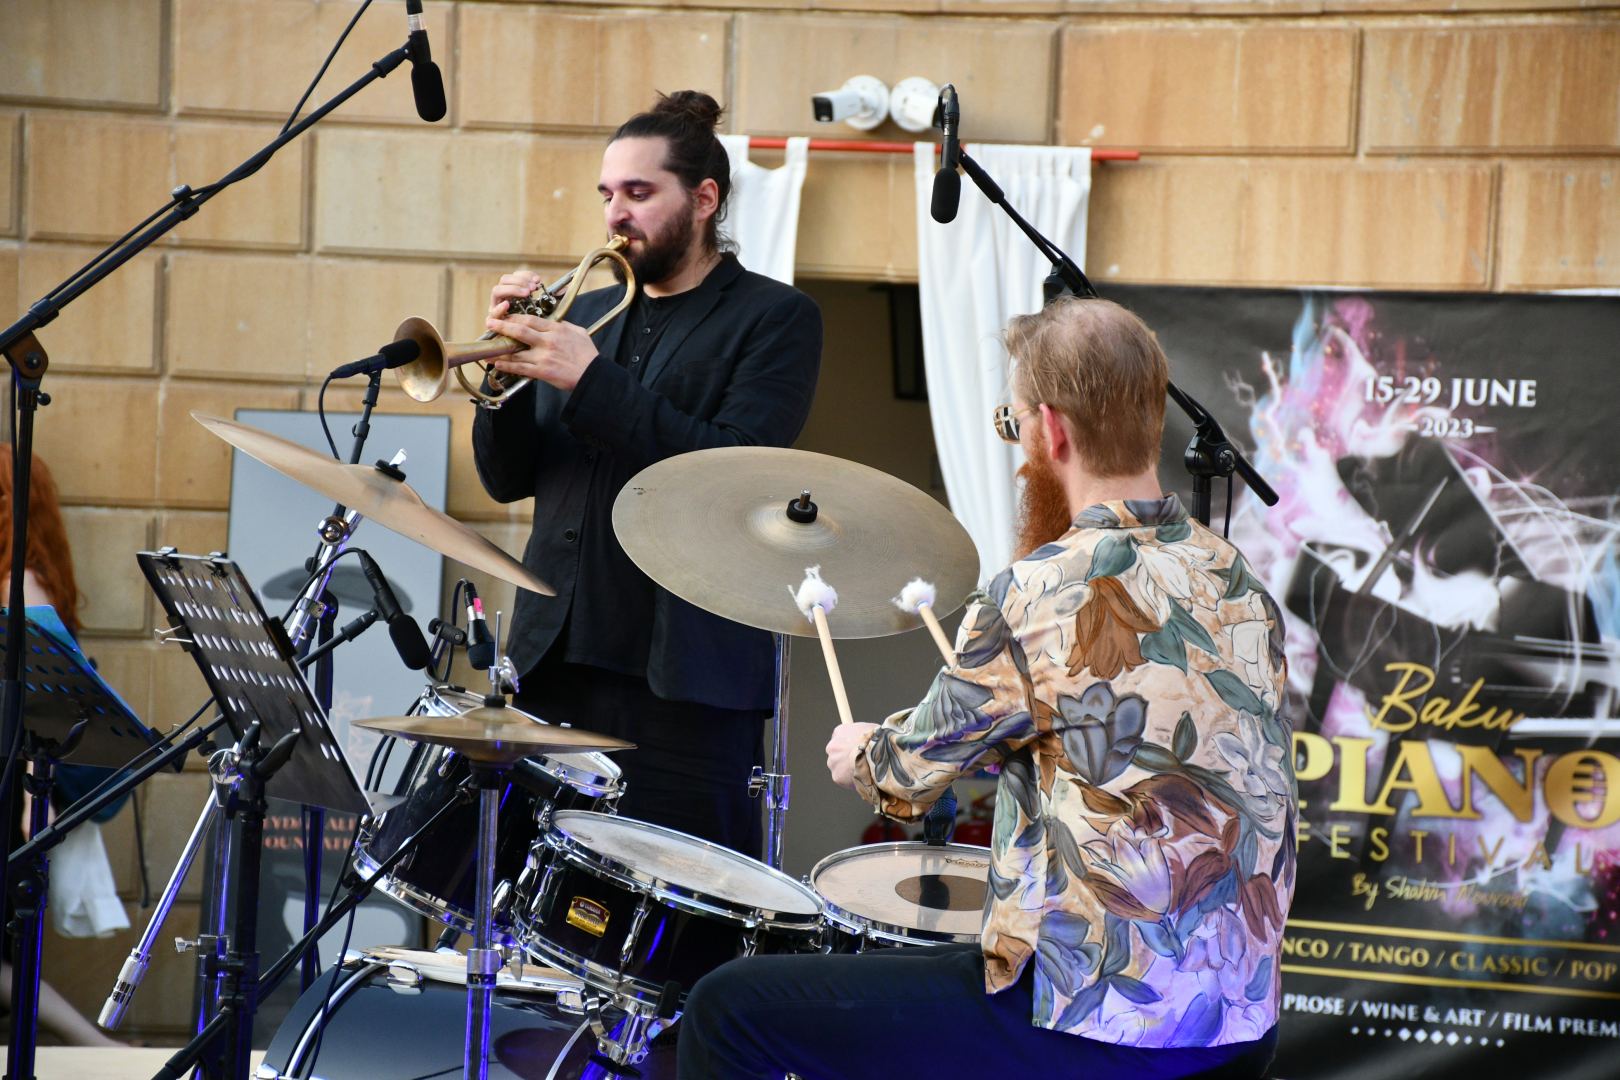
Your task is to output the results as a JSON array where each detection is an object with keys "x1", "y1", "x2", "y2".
[
  {"x1": 193, "y1": 413, "x2": 552, "y2": 596},
  {"x1": 612, "y1": 446, "x2": 978, "y2": 639}
]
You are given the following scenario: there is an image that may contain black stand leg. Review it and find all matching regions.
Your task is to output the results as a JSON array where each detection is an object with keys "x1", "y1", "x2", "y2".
[
  {"x1": 0, "y1": 367, "x2": 45, "y2": 1076},
  {"x1": 4, "y1": 750, "x2": 56, "y2": 1080},
  {"x1": 300, "y1": 594, "x2": 338, "y2": 992},
  {"x1": 154, "y1": 722, "x2": 300, "y2": 1080}
]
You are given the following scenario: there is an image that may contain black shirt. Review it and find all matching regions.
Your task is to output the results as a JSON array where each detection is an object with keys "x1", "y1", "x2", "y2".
[{"x1": 471, "y1": 255, "x2": 822, "y2": 711}]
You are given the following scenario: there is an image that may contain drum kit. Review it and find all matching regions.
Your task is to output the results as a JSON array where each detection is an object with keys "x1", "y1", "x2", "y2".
[{"x1": 165, "y1": 412, "x2": 986, "y2": 1078}]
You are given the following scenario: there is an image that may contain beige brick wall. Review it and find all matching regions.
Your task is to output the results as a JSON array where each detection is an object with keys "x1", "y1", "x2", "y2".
[{"x1": 1, "y1": 0, "x2": 1616, "y2": 1041}]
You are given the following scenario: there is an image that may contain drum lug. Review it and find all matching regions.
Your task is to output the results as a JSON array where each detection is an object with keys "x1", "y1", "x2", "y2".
[
  {"x1": 619, "y1": 896, "x2": 651, "y2": 971},
  {"x1": 534, "y1": 858, "x2": 561, "y2": 918},
  {"x1": 435, "y1": 750, "x2": 458, "y2": 778},
  {"x1": 385, "y1": 960, "x2": 424, "y2": 991},
  {"x1": 533, "y1": 796, "x2": 556, "y2": 833},
  {"x1": 492, "y1": 880, "x2": 512, "y2": 918}
]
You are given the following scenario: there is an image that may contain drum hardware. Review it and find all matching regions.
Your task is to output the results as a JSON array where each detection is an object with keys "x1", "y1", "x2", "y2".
[
  {"x1": 612, "y1": 446, "x2": 979, "y2": 869},
  {"x1": 393, "y1": 235, "x2": 635, "y2": 408},
  {"x1": 618, "y1": 897, "x2": 654, "y2": 971},
  {"x1": 517, "y1": 811, "x2": 825, "y2": 1067},
  {"x1": 354, "y1": 702, "x2": 634, "y2": 1080},
  {"x1": 353, "y1": 686, "x2": 624, "y2": 940},
  {"x1": 261, "y1": 959, "x2": 678, "y2": 1079}
]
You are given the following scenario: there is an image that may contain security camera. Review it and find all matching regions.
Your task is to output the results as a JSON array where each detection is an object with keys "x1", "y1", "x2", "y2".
[{"x1": 810, "y1": 76, "x2": 889, "y2": 131}]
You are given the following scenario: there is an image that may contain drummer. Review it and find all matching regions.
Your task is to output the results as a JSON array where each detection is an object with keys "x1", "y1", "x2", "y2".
[{"x1": 678, "y1": 298, "x2": 1296, "y2": 1078}]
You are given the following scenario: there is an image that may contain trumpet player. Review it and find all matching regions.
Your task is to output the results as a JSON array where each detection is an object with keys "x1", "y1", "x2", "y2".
[{"x1": 472, "y1": 90, "x2": 823, "y2": 858}]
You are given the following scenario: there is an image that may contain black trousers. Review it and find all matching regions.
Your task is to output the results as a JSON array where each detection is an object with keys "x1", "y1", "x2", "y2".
[
  {"x1": 678, "y1": 945, "x2": 1279, "y2": 1080},
  {"x1": 514, "y1": 653, "x2": 765, "y2": 859}
]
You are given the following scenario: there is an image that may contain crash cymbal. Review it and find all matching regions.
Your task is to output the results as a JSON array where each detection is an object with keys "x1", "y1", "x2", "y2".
[
  {"x1": 193, "y1": 413, "x2": 553, "y2": 596},
  {"x1": 355, "y1": 707, "x2": 634, "y2": 763},
  {"x1": 612, "y1": 446, "x2": 978, "y2": 639}
]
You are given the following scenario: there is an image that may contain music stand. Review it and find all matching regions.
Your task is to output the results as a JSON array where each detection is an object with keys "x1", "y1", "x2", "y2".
[
  {"x1": 2, "y1": 605, "x2": 163, "y2": 1080},
  {"x1": 136, "y1": 550, "x2": 368, "y2": 1080},
  {"x1": 137, "y1": 551, "x2": 369, "y2": 816}
]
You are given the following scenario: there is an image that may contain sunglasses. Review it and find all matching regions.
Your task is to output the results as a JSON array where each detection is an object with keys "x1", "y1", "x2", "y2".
[{"x1": 993, "y1": 403, "x2": 1036, "y2": 443}]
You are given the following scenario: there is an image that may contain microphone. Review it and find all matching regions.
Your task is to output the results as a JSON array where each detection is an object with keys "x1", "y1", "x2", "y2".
[
  {"x1": 464, "y1": 583, "x2": 496, "y2": 670},
  {"x1": 405, "y1": 1, "x2": 447, "y2": 123},
  {"x1": 358, "y1": 551, "x2": 431, "y2": 670},
  {"x1": 329, "y1": 339, "x2": 419, "y2": 380},
  {"x1": 930, "y1": 84, "x2": 961, "y2": 225}
]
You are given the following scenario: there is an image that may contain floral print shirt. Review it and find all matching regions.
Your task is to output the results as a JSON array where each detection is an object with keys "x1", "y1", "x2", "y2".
[{"x1": 853, "y1": 494, "x2": 1295, "y2": 1048}]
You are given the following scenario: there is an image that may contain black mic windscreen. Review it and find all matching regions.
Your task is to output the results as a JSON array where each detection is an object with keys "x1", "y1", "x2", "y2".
[
  {"x1": 466, "y1": 639, "x2": 496, "y2": 670},
  {"x1": 378, "y1": 338, "x2": 420, "y2": 368},
  {"x1": 388, "y1": 614, "x2": 432, "y2": 671},
  {"x1": 412, "y1": 61, "x2": 447, "y2": 123},
  {"x1": 930, "y1": 167, "x2": 961, "y2": 225}
]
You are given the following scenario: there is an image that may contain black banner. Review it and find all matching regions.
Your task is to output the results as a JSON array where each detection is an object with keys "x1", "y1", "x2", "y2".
[{"x1": 1107, "y1": 285, "x2": 1620, "y2": 1079}]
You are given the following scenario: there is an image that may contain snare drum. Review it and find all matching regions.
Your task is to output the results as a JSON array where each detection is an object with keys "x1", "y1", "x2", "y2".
[
  {"x1": 810, "y1": 841, "x2": 989, "y2": 951},
  {"x1": 519, "y1": 811, "x2": 824, "y2": 1009},
  {"x1": 355, "y1": 686, "x2": 622, "y2": 941}
]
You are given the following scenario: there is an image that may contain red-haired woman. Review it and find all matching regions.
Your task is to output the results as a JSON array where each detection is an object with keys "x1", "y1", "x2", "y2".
[{"x1": 0, "y1": 446, "x2": 126, "y2": 1046}]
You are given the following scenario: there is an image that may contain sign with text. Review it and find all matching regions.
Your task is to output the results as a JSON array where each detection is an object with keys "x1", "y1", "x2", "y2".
[{"x1": 1109, "y1": 285, "x2": 1620, "y2": 1079}]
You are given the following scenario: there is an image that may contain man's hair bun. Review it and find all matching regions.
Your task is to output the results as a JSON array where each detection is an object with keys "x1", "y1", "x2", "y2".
[{"x1": 650, "y1": 90, "x2": 724, "y2": 131}]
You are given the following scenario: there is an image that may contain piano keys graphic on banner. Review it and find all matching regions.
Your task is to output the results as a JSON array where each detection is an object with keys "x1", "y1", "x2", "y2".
[{"x1": 1106, "y1": 285, "x2": 1620, "y2": 1080}]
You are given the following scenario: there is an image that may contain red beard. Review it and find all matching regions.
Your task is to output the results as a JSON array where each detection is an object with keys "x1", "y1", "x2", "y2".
[{"x1": 1014, "y1": 440, "x2": 1073, "y2": 559}]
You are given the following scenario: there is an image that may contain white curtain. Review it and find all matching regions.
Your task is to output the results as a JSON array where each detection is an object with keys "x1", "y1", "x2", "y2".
[
  {"x1": 913, "y1": 143, "x2": 1092, "y2": 581},
  {"x1": 718, "y1": 135, "x2": 810, "y2": 285}
]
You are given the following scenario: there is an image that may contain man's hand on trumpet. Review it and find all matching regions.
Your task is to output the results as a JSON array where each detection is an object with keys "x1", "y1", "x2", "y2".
[{"x1": 485, "y1": 272, "x2": 598, "y2": 392}]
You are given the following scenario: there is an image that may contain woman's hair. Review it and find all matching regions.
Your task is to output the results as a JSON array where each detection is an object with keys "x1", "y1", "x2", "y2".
[
  {"x1": 0, "y1": 446, "x2": 81, "y2": 636},
  {"x1": 612, "y1": 90, "x2": 736, "y2": 254},
  {"x1": 1004, "y1": 297, "x2": 1170, "y2": 479}
]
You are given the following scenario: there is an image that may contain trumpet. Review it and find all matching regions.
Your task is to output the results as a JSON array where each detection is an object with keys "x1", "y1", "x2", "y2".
[{"x1": 393, "y1": 235, "x2": 635, "y2": 408}]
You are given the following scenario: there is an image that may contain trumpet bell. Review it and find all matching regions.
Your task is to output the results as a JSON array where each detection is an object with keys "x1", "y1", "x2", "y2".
[{"x1": 392, "y1": 317, "x2": 521, "y2": 404}]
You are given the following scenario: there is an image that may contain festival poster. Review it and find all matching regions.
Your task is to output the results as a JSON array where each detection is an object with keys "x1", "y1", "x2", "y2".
[{"x1": 1105, "y1": 285, "x2": 1620, "y2": 1079}]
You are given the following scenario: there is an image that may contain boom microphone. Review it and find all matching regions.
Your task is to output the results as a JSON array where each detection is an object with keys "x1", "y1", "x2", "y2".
[
  {"x1": 405, "y1": 1, "x2": 447, "y2": 123},
  {"x1": 358, "y1": 551, "x2": 431, "y2": 670},
  {"x1": 930, "y1": 84, "x2": 961, "y2": 225}
]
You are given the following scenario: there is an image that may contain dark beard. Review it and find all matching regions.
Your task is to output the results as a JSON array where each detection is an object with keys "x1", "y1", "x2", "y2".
[
  {"x1": 1014, "y1": 447, "x2": 1074, "y2": 560},
  {"x1": 611, "y1": 206, "x2": 696, "y2": 287}
]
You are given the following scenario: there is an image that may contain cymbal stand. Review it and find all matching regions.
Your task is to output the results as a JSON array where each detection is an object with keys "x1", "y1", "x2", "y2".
[
  {"x1": 749, "y1": 634, "x2": 793, "y2": 870},
  {"x1": 464, "y1": 760, "x2": 509, "y2": 1080}
]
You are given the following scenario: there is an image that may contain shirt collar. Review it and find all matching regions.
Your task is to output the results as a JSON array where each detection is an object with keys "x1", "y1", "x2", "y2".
[{"x1": 1073, "y1": 494, "x2": 1188, "y2": 530}]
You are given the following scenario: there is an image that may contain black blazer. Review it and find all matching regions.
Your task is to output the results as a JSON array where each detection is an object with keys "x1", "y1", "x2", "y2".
[{"x1": 472, "y1": 256, "x2": 822, "y2": 711}]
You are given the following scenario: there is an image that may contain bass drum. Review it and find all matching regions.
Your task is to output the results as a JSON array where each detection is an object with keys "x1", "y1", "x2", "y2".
[
  {"x1": 810, "y1": 841, "x2": 989, "y2": 951},
  {"x1": 259, "y1": 959, "x2": 677, "y2": 1080}
]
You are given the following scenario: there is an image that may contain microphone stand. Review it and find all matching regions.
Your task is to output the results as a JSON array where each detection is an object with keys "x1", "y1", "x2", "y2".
[
  {"x1": 0, "y1": 38, "x2": 416, "y2": 1070},
  {"x1": 285, "y1": 365, "x2": 388, "y2": 994},
  {"x1": 956, "y1": 149, "x2": 1280, "y2": 531}
]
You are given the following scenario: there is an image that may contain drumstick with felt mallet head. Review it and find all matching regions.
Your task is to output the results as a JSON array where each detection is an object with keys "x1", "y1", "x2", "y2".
[
  {"x1": 893, "y1": 578, "x2": 955, "y2": 667},
  {"x1": 791, "y1": 566, "x2": 855, "y2": 726}
]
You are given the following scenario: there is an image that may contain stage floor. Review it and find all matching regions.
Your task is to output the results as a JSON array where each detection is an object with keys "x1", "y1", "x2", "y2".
[{"x1": 0, "y1": 1048, "x2": 267, "y2": 1077}]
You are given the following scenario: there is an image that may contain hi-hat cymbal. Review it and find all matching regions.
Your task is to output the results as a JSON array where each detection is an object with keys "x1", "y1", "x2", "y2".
[
  {"x1": 193, "y1": 413, "x2": 553, "y2": 596},
  {"x1": 612, "y1": 447, "x2": 978, "y2": 639},
  {"x1": 355, "y1": 707, "x2": 634, "y2": 763}
]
